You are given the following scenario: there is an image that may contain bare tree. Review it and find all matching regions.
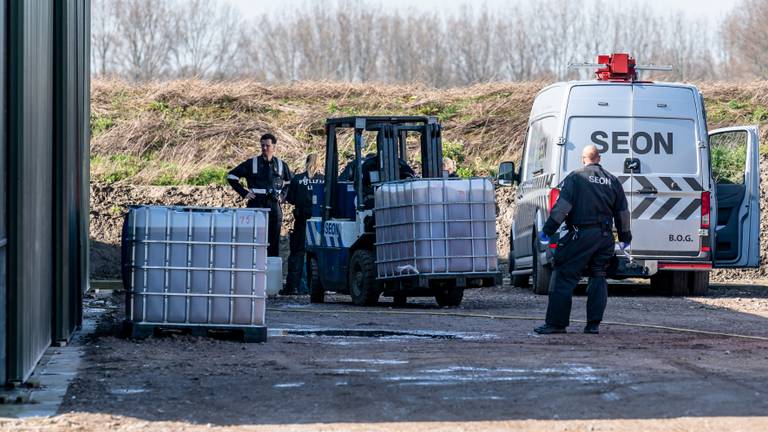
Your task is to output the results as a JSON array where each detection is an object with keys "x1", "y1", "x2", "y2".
[
  {"x1": 167, "y1": 0, "x2": 245, "y2": 78},
  {"x1": 91, "y1": 0, "x2": 738, "y2": 84},
  {"x1": 115, "y1": 0, "x2": 173, "y2": 81},
  {"x1": 91, "y1": 0, "x2": 121, "y2": 76},
  {"x1": 722, "y1": 0, "x2": 768, "y2": 78},
  {"x1": 448, "y1": 5, "x2": 499, "y2": 84}
]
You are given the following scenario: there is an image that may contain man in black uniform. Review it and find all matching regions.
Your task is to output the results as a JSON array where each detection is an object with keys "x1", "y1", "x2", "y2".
[
  {"x1": 534, "y1": 145, "x2": 632, "y2": 335},
  {"x1": 354, "y1": 152, "x2": 415, "y2": 208},
  {"x1": 227, "y1": 133, "x2": 292, "y2": 257},
  {"x1": 282, "y1": 153, "x2": 324, "y2": 295}
]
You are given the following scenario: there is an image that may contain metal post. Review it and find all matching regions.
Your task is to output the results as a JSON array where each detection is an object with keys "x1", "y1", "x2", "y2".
[
  {"x1": 469, "y1": 179, "x2": 476, "y2": 272},
  {"x1": 354, "y1": 123, "x2": 364, "y2": 211},
  {"x1": 398, "y1": 129, "x2": 407, "y2": 162},
  {"x1": 228, "y1": 211, "x2": 236, "y2": 325},
  {"x1": 184, "y1": 210, "x2": 192, "y2": 324},
  {"x1": 206, "y1": 213, "x2": 215, "y2": 323},
  {"x1": 141, "y1": 210, "x2": 150, "y2": 323},
  {"x1": 129, "y1": 211, "x2": 137, "y2": 322},
  {"x1": 323, "y1": 125, "x2": 337, "y2": 221},
  {"x1": 250, "y1": 212, "x2": 258, "y2": 325},
  {"x1": 162, "y1": 209, "x2": 171, "y2": 323}
]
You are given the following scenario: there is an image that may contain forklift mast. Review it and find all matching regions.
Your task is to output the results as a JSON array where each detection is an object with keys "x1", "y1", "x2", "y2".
[{"x1": 322, "y1": 116, "x2": 443, "y2": 221}]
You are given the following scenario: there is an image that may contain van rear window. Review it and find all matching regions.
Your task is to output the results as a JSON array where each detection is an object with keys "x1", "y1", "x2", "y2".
[{"x1": 563, "y1": 117, "x2": 698, "y2": 175}]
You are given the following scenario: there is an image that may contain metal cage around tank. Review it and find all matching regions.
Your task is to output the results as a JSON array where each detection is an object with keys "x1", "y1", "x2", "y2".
[
  {"x1": 121, "y1": 206, "x2": 270, "y2": 341},
  {"x1": 374, "y1": 178, "x2": 498, "y2": 279}
]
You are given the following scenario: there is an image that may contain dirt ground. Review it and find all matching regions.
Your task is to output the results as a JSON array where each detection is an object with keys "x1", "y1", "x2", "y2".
[{"x1": 2, "y1": 280, "x2": 768, "y2": 431}]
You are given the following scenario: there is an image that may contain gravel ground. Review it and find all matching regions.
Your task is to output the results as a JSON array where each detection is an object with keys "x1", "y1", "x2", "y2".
[{"x1": 2, "y1": 280, "x2": 768, "y2": 431}]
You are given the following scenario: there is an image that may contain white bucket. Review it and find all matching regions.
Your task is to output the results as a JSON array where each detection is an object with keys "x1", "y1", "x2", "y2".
[{"x1": 266, "y1": 257, "x2": 283, "y2": 297}]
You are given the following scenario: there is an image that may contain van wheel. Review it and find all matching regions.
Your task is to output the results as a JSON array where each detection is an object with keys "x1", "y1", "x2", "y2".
[
  {"x1": 651, "y1": 271, "x2": 690, "y2": 296},
  {"x1": 308, "y1": 256, "x2": 324, "y2": 304},
  {"x1": 669, "y1": 272, "x2": 690, "y2": 296},
  {"x1": 688, "y1": 271, "x2": 710, "y2": 296},
  {"x1": 393, "y1": 294, "x2": 407, "y2": 307},
  {"x1": 532, "y1": 233, "x2": 551, "y2": 295},
  {"x1": 512, "y1": 274, "x2": 531, "y2": 288},
  {"x1": 349, "y1": 250, "x2": 381, "y2": 306}
]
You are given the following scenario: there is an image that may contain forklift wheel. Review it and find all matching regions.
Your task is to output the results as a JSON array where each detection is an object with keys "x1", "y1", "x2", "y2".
[
  {"x1": 435, "y1": 286, "x2": 464, "y2": 307},
  {"x1": 349, "y1": 250, "x2": 382, "y2": 306},
  {"x1": 308, "y1": 256, "x2": 324, "y2": 304},
  {"x1": 393, "y1": 294, "x2": 407, "y2": 307}
]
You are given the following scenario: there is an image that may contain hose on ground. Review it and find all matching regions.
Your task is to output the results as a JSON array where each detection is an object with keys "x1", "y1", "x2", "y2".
[{"x1": 266, "y1": 307, "x2": 768, "y2": 342}]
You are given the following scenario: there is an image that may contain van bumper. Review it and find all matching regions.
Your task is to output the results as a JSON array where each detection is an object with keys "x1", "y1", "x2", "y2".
[
  {"x1": 608, "y1": 256, "x2": 713, "y2": 278},
  {"x1": 608, "y1": 256, "x2": 658, "y2": 279}
]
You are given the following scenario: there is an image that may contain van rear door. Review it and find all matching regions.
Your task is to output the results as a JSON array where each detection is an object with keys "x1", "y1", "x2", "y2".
[
  {"x1": 563, "y1": 84, "x2": 703, "y2": 259},
  {"x1": 709, "y1": 126, "x2": 761, "y2": 268},
  {"x1": 627, "y1": 85, "x2": 703, "y2": 259}
]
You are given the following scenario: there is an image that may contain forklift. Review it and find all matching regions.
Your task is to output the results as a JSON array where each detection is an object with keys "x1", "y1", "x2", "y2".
[{"x1": 305, "y1": 116, "x2": 501, "y2": 307}]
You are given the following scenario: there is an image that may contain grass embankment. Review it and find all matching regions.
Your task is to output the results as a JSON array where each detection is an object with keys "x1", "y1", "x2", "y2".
[{"x1": 90, "y1": 80, "x2": 768, "y2": 185}]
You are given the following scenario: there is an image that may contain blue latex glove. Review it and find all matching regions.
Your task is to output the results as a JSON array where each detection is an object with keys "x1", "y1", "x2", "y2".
[{"x1": 538, "y1": 231, "x2": 550, "y2": 245}]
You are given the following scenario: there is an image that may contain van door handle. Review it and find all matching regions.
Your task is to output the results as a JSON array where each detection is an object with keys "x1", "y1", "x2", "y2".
[{"x1": 636, "y1": 188, "x2": 658, "y2": 194}]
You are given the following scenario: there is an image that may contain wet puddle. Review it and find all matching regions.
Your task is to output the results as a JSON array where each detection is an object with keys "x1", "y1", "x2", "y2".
[
  {"x1": 109, "y1": 388, "x2": 148, "y2": 395},
  {"x1": 268, "y1": 327, "x2": 495, "y2": 341},
  {"x1": 382, "y1": 364, "x2": 615, "y2": 386}
]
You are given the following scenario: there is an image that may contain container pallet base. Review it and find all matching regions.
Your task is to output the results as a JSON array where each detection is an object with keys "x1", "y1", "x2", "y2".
[{"x1": 123, "y1": 321, "x2": 267, "y2": 343}]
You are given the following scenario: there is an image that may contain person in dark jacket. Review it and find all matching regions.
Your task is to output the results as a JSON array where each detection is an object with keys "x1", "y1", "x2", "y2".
[
  {"x1": 227, "y1": 133, "x2": 292, "y2": 257},
  {"x1": 281, "y1": 153, "x2": 323, "y2": 295},
  {"x1": 353, "y1": 153, "x2": 415, "y2": 208},
  {"x1": 534, "y1": 144, "x2": 632, "y2": 335}
]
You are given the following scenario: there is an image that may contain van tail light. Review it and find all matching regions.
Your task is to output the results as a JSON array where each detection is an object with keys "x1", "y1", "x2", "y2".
[
  {"x1": 701, "y1": 191, "x2": 711, "y2": 252},
  {"x1": 701, "y1": 191, "x2": 710, "y2": 229},
  {"x1": 548, "y1": 188, "x2": 560, "y2": 211},
  {"x1": 547, "y1": 188, "x2": 560, "y2": 249}
]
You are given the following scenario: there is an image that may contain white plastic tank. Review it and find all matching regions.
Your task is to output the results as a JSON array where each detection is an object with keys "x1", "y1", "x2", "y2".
[
  {"x1": 374, "y1": 178, "x2": 498, "y2": 278},
  {"x1": 266, "y1": 256, "x2": 283, "y2": 297},
  {"x1": 123, "y1": 206, "x2": 269, "y2": 327}
]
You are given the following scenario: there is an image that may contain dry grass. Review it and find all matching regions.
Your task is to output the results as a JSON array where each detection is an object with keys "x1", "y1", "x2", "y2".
[{"x1": 90, "y1": 79, "x2": 768, "y2": 185}]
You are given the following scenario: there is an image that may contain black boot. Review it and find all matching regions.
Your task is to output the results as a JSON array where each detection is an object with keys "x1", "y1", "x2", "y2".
[
  {"x1": 583, "y1": 321, "x2": 600, "y2": 334},
  {"x1": 279, "y1": 285, "x2": 296, "y2": 296},
  {"x1": 534, "y1": 324, "x2": 566, "y2": 334}
]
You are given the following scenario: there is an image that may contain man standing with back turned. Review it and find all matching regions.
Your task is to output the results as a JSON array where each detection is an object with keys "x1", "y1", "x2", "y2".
[
  {"x1": 534, "y1": 145, "x2": 632, "y2": 335},
  {"x1": 227, "y1": 133, "x2": 292, "y2": 257},
  {"x1": 282, "y1": 153, "x2": 323, "y2": 295}
]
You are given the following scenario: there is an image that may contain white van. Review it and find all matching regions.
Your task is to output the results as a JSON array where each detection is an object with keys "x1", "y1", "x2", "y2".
[{"x1": 498, "y1": 54, "x2": 760, "y2": 295}]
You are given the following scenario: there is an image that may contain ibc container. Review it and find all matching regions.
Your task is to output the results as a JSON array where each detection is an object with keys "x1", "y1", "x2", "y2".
[
  {"x1": 122, "y1": 206, "x2": 268, "y2": 328},
  {"x1": 374, "y1": 178, "x2": 498, "y2": 278},
  {"x1": 266, "y1": 256, "x2": 282, "y2": 296}
]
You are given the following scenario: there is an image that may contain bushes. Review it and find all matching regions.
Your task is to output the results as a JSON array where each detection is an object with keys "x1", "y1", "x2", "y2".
[
  {"x1": 711, "y1": 144, "x2": 746, "y2": 184},
  {"x1": 89, "y1": 80, "x2": 768, "y2": 185},
  {"x1": 91, "y1": 153, "x2": 229, "y2": 186},
  {"x1": 442, "y1": 140, "x2": 496, "y2": 177},
  {"x1": 187, "y1": 166, "x2": 229, "y2": 186},
  {"x1": 91, "y1": 154, "x2": 146, "y2": 183}
]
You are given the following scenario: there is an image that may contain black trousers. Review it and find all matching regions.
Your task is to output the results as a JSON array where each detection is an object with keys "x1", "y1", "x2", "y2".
[
  {"x1": 545, "y1": 226, "x2": 614, "y2": 328},
  {"x1": 285, "y1": 215, "x2": 308, "y2": 292},
  {"x1": 248, "y1": 198, "x2": 282, "y2": 257}
]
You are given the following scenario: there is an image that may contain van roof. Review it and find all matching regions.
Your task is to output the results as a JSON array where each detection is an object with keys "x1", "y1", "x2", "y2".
[
  {"x1": 530, "y1": 80, "x2": 703, "y2": 121},
  {"x1": 538, "y1": 80, "x2": 700, "y2": 96}
]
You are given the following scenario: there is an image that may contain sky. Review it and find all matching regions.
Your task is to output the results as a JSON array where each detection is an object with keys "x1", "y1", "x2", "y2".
[{"x1": 225, "y1": 0, "x2": 738, "y2": 23}]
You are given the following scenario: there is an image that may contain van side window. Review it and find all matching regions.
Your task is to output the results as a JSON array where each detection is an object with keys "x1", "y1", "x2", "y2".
[
  {"x1": 523, "y1": 116, "x2": 556, "y2": 180},
  {"x1": 710, "y1": 131, "x2": 748, "y2": 185}
]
